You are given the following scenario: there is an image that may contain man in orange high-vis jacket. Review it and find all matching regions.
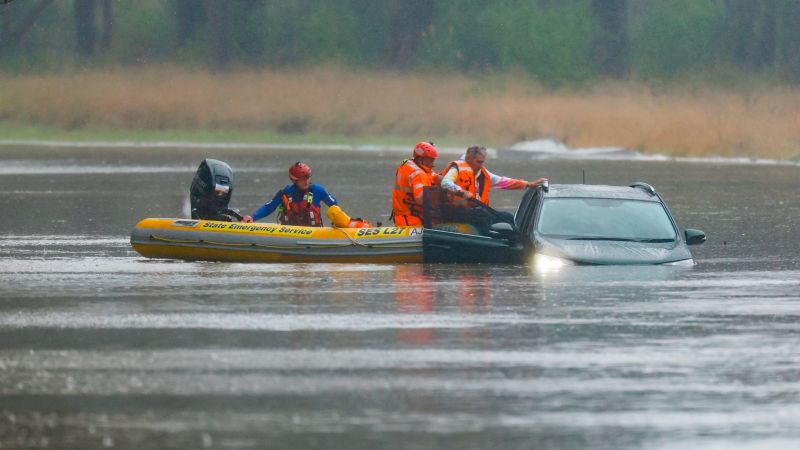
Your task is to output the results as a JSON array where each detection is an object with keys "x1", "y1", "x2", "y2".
[
  {"x1": 440, "y1": 145, "x2": 547, "y2": 205},
  {"x1": 391, "y1": 141, "x2": 440, "y2": 226}
]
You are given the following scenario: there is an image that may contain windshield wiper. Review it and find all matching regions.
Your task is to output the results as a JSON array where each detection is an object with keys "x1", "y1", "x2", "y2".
[
  {"x1": 566, "y1": 237, "x2": 635, "y2": 241},
  {"x1": 565, "y1": 237, "x2": 675, "y2": 243}
]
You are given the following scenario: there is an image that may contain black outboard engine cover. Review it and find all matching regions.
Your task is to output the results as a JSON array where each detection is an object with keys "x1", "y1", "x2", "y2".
[{"x1": 190, "y1": 159, "x2": 242, "y2": 221}]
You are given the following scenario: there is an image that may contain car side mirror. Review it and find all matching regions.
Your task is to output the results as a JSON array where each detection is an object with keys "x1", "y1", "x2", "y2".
[
  {"x1": 489, "y1": 222, "x2": 516, "y2": 240},
  {"x1": 684, "y1": 229, "x2": 706, "y2": 246}
]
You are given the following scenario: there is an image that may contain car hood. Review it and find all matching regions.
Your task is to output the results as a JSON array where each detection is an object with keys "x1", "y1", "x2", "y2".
[{"x1": 534, "y1": 235, "x2": 693, "y2": 265}]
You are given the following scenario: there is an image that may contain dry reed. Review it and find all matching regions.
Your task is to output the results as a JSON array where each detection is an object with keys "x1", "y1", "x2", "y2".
[{"x1": 1, "y1": 67, "x2": 799, "y2": 159}]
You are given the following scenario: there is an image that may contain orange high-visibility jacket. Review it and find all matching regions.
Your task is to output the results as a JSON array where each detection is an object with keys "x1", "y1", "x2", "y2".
[
  {"x1": 392, "y1": 159, "x2": 434, "y2": 226},
  {"x1": 441, "y1": 160, "x2": 491, "y2": 205}
]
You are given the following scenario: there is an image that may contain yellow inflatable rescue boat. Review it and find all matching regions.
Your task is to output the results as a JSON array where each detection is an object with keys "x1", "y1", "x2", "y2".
[{"x1": 130, "y1": 218, "x2": 424, "y2": 263}]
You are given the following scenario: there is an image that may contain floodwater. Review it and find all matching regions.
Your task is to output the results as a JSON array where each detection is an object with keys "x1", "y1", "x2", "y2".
[{"x1": 1, "y1": 145, "x2": 799, "y2": 450}]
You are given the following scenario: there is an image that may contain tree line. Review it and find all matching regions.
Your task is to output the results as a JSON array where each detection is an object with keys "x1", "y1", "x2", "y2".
[{"x1": 2, "y1": 0, "x2": 800, "y2": 84}]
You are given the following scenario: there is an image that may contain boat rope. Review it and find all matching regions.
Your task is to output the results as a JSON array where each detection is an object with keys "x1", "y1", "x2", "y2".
[
  {"x1": 331, "y1": 226, "x2": 370, "y2": 247},
  {"x1": 147, "y1": 234, "x2": 419, "y2": 250}
]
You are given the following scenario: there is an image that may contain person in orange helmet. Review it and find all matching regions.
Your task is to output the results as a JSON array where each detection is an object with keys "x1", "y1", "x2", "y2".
[{"x1": 391, "y1": 141, "x2": 440, "y2": 227}]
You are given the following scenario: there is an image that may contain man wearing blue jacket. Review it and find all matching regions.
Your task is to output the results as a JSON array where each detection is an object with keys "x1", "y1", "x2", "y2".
[{"x1": 242, "y1": 162, "x2": 337, "y2": 227}]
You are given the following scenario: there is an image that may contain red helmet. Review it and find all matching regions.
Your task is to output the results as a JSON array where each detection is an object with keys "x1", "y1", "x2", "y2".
[
  {"x1": 413, "y1": 141, "x2": 438, "y2": 159},
  {"x1": 289, "y1": 162, "x2": 312, "y2": 181}
]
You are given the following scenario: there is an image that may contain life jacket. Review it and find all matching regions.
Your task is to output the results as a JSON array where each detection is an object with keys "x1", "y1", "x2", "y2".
[
  {"x1": 392, "y1": 159, "x2": 432, "y2": 225},
  {"x1": 277, "y1": 188, "x2": 322, "y2": 227},
  {"x1": 347, "y1": 218, "x2": 372, "y2": 228},
  {"x1": 441, "y1": 160, "x2": 491, "y2": 205}
]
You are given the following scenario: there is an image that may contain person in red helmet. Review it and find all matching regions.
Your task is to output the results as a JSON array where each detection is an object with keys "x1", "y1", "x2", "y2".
[
  {"x1": 391, "y1": 141, "x2": 441, "y2": 227},
  {"x1": 242, "y1": 162, "x2": 370, "y2": 228}
]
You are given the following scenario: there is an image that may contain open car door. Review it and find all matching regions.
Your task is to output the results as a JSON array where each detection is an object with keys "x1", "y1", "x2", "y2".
[{"x1": 421, "y1": 187, "x2": 525, "y2": 264}]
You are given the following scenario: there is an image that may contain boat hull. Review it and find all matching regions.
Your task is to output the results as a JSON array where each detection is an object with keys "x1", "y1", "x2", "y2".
[{"x1": 130, "y1": 218, "x2": 423, "y2": 263}]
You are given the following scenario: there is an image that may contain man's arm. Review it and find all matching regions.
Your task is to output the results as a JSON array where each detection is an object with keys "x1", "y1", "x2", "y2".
[
  {"x1": 411, "y1": 171, "x2": 432, "y2": 205},
  {"x1": 441, "y1": 165, "x2": 479, "y2": 198},
  {"x1": 440, "y1": 166, "x2": 462, "y2": 193},
  {"x1": 488, "y1": 168, "x2": 546, "y2": 190},
  {"x1": 314, "y1": 184, "x2": 338, "y2": 207},
  {"x1": 249, "y1": 191, "x2": 283, "y2": 221}
]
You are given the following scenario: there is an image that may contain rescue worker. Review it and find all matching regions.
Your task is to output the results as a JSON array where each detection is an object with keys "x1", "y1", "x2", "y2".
[
  {"x1": 242, "y1": 162, "x2": 370, "y2": 228},
  {"x1": 440, "y1": 145, "x2": 547, "y2": 205},
  {"x1": 439, "y1": 145, "x2": 547, "y2": 230},
  {"x1": 391, "y1": 141, "x2": 440, "y2": 227}
]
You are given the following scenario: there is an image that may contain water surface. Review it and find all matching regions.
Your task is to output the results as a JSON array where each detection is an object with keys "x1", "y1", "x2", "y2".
[{"x1": 1, "y1": 145, "x2": 799, "y2": 449}]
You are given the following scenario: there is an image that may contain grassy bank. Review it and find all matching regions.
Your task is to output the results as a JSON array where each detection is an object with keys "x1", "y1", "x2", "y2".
[
  {"x1": 1, "y1": 67, "x2": 799, "y2": 159},
  {"x1": 0, "y1": 122, "x2": 469, "y2": 148}
]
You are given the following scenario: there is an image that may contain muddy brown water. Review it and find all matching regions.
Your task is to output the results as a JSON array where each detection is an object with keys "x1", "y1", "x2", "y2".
[{"x1": 1, "y1": 145, "x2": 799, "y2": 449}]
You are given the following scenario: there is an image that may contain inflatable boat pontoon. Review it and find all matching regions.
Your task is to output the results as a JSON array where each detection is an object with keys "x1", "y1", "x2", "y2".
[{"x1": 130, "y1": 218, "x2": 424, "y2": 263}]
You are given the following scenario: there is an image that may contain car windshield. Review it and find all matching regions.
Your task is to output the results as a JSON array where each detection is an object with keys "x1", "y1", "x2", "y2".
[{"x1": 536, "y1": 198, "x2": 677, "y2": 241}]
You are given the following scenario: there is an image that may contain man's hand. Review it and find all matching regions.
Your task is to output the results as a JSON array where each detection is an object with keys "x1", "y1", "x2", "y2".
[
  {"x1": 462, "y1": 191, "x2": 474, "y2": 199},
  {"x1": 527, "y1": 178, "x2": 548, "y2": 188},
  {"x1": 452, "y1": 189, "x2": 472, "y2": 199},
  {"x1": 241, "y1": 215, "x2": 254, "y2": 223}
]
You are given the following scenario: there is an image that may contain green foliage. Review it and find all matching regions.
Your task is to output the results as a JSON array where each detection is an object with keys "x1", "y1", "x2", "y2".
[
  {"x1": 416, "y1": 0, "x2": 500, "y2": 71},
  {"x1": 230, "y1": 0, "x2": 385, "y2": 66},
  {"x1": 109, "y1": 1, "x2": 177, "y2": 64},
  {"x1": 484, "y1": 0, "x2": 594, "y2": 84},
  {"x1": 0, "y1": 1, "x2": 73, "y2": 72},
  {"x1": 719, "y1": 0, "x2": 800, "y2": 81},
  {"x1": 630, "y1": 0, "x2": 724, "y2": 79},
  {"x1": 246, "y1": 1, "x2": 350, "y2": 65},
  {"x1": 2, "y1": 0, "x2": 800, "y2": 83},
  {"x1": 293, "y1": 2, "x2": 360, "y2": 64},
  {"x1": 418, "y1": 0, "x2": 594, "y2": 85}
]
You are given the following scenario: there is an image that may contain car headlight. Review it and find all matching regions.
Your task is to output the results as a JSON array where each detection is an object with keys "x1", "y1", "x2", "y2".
[
  {"x1": 533, "y1": 253, "x2": 575, "y2": 271},
  {"x1": 661, "y1": 259, "x2": 695, "y2": 266}
]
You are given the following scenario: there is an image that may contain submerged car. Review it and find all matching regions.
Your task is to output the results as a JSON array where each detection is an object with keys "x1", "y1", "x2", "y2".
[{"x1": 422, "y1": 182, "x2": 706, "y2": 265}]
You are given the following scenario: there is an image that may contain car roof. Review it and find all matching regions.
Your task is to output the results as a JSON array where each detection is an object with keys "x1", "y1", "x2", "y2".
[{"x1": 544, "y1": 184, "x2": 661, "y2": 202}]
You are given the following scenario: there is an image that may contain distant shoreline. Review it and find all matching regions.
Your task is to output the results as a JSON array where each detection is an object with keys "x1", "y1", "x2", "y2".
[
  {"x1": 2, "y1": 134, "x2": 797, "y2": 167},
  {"x1": 1, "y1": 67, "x2": 799, "y2": 161}
]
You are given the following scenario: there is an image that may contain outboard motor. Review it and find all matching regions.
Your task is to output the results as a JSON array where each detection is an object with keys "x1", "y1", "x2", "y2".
[{"x1": 189, "y1": 158, "x2": 243, "y2": 221}]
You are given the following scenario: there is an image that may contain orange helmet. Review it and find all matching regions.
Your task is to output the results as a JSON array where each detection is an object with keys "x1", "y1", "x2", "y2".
[
  {"x1": 413, "y1": 141, "x2": 438, "y2": 159},
  {"x1": 289, "y1": 162, "x2": 312, "y2": 181}
]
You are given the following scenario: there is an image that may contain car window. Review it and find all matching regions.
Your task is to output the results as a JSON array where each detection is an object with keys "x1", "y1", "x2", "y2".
[{"x1": 536, "y1": 198, "x2": 677, "y2": 241}]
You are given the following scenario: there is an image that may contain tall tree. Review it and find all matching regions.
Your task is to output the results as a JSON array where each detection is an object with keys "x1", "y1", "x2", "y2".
[
  {"x1": 591, "y1": 0, "x2": 628, "y2": 78},
  {"x1": 100, "y1": 0, "x2": 112, "y2": 53},
  {"x1": 74, "y1": 0, "x2": 97, "y2": 57},
  {"x1": 1, "y1": 0, "x2": 54, "y2": 47},
  {"x1": 744, "y1": 0, "x2": 776, "y2": 69},
  {"x1": 773, "y1": 0, "x2": 800, "y2": 80},
  {"x1": 204, "y1": 0, "x2": 231, "y2": 71},
  {"x1": 385, "y1": 0, "x2": 435, "y2": 69},
  {"x1": 175, "y1": 0, "x2": 204, "y2": 44},
  {"x1": 723, "y1": 0, "x2": 772, "y2": 70},
  {"x1": 1, "y1": 4, "x2": 13, "y2": 45}
]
